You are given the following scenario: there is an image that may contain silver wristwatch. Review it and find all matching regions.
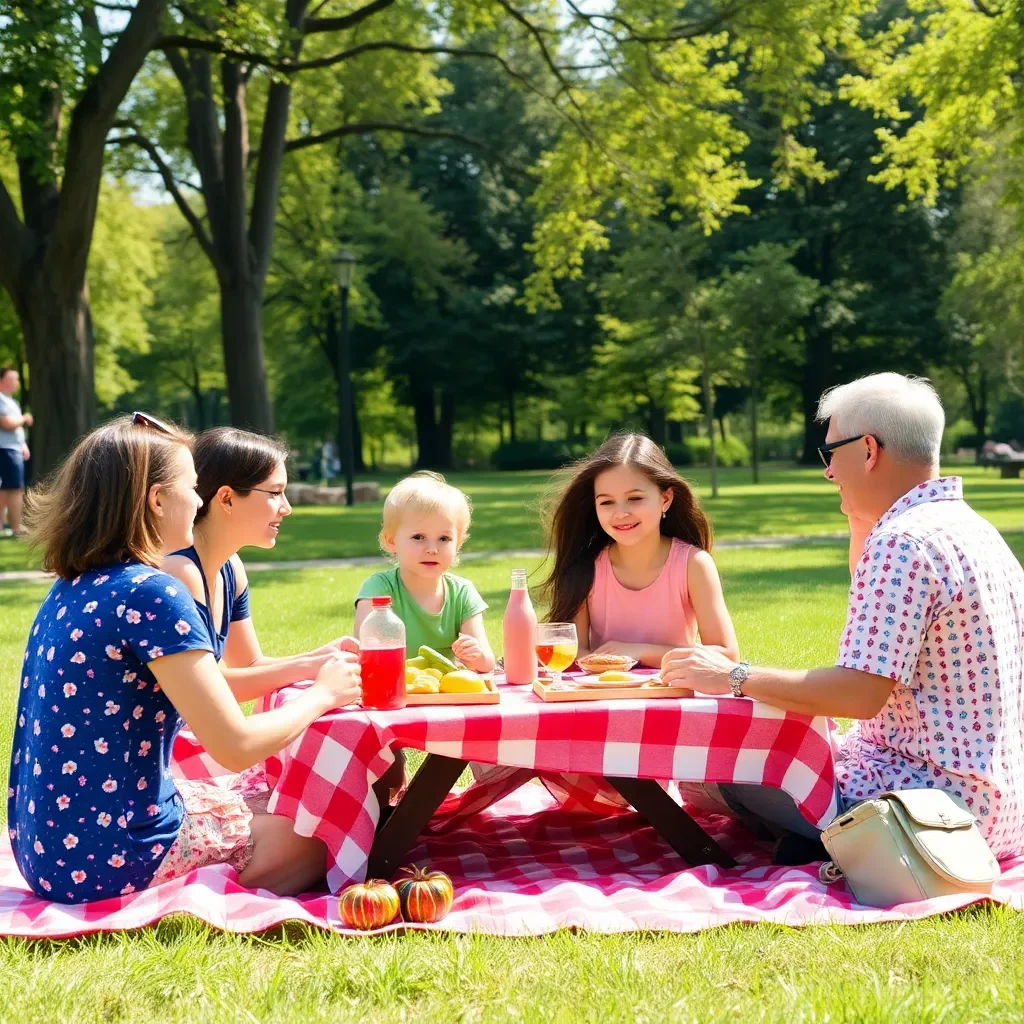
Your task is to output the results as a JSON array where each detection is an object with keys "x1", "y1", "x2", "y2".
[{"x1": 729, "y1": 660, "x2": 751, "y2": 698}]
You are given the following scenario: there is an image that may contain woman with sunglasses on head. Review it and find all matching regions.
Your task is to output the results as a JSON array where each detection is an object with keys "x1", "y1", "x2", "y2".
[{"x1": 7, "y1": 416, "x2": 360, "y2": 904}]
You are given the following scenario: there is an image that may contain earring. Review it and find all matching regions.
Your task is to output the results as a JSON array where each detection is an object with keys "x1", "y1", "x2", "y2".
[{"x1": 662, "y1": 510, "x2": 667, "y2": 519}]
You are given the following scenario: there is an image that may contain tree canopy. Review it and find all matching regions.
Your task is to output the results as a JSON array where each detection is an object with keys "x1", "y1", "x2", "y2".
[{"x1": 3, "y1": 0, "x2": 1024, "y2": 475}]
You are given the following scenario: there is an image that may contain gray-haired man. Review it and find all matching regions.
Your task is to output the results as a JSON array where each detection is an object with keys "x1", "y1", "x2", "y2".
[{"x1": 666, "y1": 373, "x2": 1024, "y2": 862}]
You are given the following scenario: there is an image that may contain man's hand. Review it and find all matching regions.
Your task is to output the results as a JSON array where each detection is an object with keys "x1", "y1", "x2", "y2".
[
  {"x1": 21, "y1": 445, "x2": 29, "y2": 460},
  {"x1": 660, "y1": 646, "x2": 738, "y2": 695},
  {"x1": 22, "y1": 413, "x2": 33, "y2": 428}
]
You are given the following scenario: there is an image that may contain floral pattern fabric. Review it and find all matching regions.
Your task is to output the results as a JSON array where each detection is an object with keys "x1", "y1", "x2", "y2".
[
  {"x1": 148, "y1": 779, "x2": 256, "y2": 885},
  {"x1": 836, "y1": 477, "x2": 1024, "y2": 857},
  {"x1": 7, "y1": 563, "x2": 212, "y2": 903}
]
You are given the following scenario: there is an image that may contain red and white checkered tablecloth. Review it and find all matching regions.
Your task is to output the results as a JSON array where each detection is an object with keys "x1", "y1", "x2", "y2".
[{"x1": 172, "y1": 683, "x2": 839, "y2": 892}]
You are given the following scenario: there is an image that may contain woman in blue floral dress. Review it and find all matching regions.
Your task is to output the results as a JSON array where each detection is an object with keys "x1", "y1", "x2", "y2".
[{"x1": 7, "y1": 416, "x2": 361, "y2": 903}]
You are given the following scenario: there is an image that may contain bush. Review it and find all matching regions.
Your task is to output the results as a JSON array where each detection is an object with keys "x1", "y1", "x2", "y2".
[
  {"x1": 992, "y1": 395, "x2": 1024, "y2": 446},
  {"x1": 452, "y1": 435, "x2": 495, "y2": 469},
  {"x1": 942, "y1": 418, "x2": 980, "y2": 454},
  {"x1": 491, "y1": 440, "x2": 589, "y2": 470},
  {"x1": 664, "y1": 435, "x2": 750, "y2": 468},
  {"x1": 493, "y1": 433, "x2": 753, "y2": 471},
  {"x1": 754, "y1": 422, "x2": 804, "y2": 462}
]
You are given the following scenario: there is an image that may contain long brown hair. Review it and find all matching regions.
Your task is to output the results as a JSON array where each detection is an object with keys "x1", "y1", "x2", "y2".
[
  {"x1": 193, "y1": 427, "x2": 289, "y2": 521},
  {"x1": 540, "y1": 433, "x2": 712, "y2": 624},
  {"x1": 27, "y1": 416, "x2": 194, "y2": 579}
]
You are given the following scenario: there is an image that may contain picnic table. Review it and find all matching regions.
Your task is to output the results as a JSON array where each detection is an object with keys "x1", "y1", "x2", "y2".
[
  {"x1": 173, "y1": 681, "x2": 839, "y2": 892},
  {"x1": 978, "y1": 447, "x2": 1024, "y2": 478}
]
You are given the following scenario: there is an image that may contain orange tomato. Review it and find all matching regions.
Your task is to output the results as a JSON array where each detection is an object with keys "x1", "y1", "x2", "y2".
[
  {"x1": 395, "y1": 865, "x2": 455, "y2": 923},
  {"x1": 338, "y1": 878, "x2": 400, "y2": 930}
]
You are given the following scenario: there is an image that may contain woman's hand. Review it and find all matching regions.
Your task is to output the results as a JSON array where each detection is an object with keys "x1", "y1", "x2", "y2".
[
  {"x1": 660, "y1": 646, "x2": 735, "y2": 695},
  {"x1": 314, "y1": 636, "x2": 360, "y2": 657},
  {"x1": 311, "y1": 651, "x2": 362, "y2": 709},
  {"x1": 302, "y1": 636, "x2": 361, "y2": 678}
]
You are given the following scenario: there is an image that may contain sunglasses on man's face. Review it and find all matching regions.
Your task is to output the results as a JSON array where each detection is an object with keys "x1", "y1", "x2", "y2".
[
  {"x1": 131, "y1": 411, "x2": 173, "y2": 434},
  {"x1": 817, "y1": 434, "x2": 884, "y2": 468}
]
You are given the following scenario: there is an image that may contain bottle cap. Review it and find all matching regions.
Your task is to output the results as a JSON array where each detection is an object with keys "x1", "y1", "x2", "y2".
[{"x1": 371, "y1": 596, "x2": 392, "y2": 607}]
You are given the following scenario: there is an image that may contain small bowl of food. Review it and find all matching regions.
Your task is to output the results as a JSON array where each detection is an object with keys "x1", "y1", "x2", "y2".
[{"x1": 576, "y1": 652, "x2": 638, "y2": 675}]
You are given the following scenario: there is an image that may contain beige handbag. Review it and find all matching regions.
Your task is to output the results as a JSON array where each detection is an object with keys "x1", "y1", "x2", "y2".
[{"x1": 820, "y1": 789, "x2": 1000, "y2": 907}]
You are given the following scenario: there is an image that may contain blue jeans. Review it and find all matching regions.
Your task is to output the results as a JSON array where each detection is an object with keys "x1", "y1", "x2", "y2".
[{"x1": 682, "y1": 782, "x2": 842, "y2": 840}]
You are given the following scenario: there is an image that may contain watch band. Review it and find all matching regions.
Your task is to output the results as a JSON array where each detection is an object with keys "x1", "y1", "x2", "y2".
[{"x1": 729, "y1": 660, "x2": 751, "y2": 698}]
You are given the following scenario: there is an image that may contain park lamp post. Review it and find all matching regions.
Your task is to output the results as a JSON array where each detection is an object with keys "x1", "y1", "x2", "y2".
[{"x1": 331, "y1": 248, "x2": 358, "y2": 508}]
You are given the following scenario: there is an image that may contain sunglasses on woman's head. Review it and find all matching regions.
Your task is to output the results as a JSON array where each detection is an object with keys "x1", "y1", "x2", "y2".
[
  {"x1": 817, "y1": 434, "x2": 884, "y2": 467},
  {"x1": 131, "y1": 411, "x2": 173, "y2": 434}
]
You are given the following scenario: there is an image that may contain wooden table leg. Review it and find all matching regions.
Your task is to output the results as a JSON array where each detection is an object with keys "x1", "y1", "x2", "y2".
[
  {"x1": 606, "y1": 776, "x2": 736, "y2": 869},
  {"x1": 366, "y1": 753, "x2": 468, "y2": 880}
]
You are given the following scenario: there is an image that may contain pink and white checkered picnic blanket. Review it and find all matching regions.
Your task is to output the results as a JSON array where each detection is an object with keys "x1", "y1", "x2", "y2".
[
  {"x1": 172, "y1": 684, "x2": 840, "y2": 892},
  {"x1": 2, "y1": 784, "x2": 1022, "y2": 939}
]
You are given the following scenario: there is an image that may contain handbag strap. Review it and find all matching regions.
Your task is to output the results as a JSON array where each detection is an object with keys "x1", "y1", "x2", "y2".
[{"x1": 818, "y1": 860, "x2": 844, "y2": 885}]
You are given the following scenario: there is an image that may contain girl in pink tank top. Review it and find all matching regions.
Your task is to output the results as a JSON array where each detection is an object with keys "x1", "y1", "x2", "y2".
[{"x1": 541, "y1": 433, "x2": 739, "y2": 669}]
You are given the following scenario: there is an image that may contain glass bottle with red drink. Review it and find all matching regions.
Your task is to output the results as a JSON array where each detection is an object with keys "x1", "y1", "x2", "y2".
[{"x1": 359, "y1": 596, "x2": 407, "y2": 710}]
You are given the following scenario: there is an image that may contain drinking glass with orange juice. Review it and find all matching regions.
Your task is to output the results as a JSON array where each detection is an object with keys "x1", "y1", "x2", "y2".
[{"x1": 535, "y1": 622, "x2": 578, "y2": 685}]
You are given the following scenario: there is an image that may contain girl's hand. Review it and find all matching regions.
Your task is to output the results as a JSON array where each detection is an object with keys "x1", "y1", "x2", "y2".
[
  {"x1": 312, "y1": 651, "x2": 362, "y2": 709},
  {"x1": 452, "y1": 633, "x2": 486, "y2": 670},
  {"x1": 592, "y1": 641, "x2": 650, "y2": 662}
]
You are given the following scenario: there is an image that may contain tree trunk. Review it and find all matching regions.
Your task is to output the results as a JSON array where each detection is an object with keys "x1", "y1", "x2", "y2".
[
  {"x1": 412, "y1": 386, "x2": 439, "y2": 468},
  {"x1": 961, "y1": 367, "x2": 989, "y2": 447},
  {"x1": 0, "y1": 0, "x2": 168, "y2": 477},
  {"x1": 192, "y1": 390, "x2": 206, "y2": 430},
  {"x1": 749, "y1": 361, "x2": 760, "y2": 485},
  {"x1": 438, "y1": 391, "x2": 456, "y2": 469},
  {"x1": 507, "y1": 394, "x2": 517, "y2": 443},
  {"x1": 219, "y1": 282, "x2": 274, "y2": 433},
  {"x1": 799, "y1": 324, "x2": 833, "y2": 464},
  {"x1": 18, "y1": 275, "x2": 94, "y2": 478},
  {"x1": 647, "y1": 403, "x2": 667, "y2": 446},
  {"x1": 798, "y1": 226, "x2": 836, "y2": 465},
  {"x1": 190, "y1": 365, "x2": 206, "y2": 429},
  {"x1": 701, "y1": 348, "x2": 719, "y2": 498}
]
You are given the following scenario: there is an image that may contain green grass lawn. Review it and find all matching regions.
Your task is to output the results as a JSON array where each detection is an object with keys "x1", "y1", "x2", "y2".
[
  {"x1": 3, "y1": 463, "x2": 1022, "y2": 573},
  {"x1": 2, "y1": 531, "x2": 1024, "y2": 1022}
]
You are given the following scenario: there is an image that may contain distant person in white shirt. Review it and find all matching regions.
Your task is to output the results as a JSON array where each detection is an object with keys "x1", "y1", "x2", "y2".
[{"x1": 0, "y1": 367, "x2": 33, "y2": 537}]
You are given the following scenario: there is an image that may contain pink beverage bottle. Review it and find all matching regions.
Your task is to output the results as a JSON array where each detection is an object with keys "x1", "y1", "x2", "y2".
[
  {"x1": 359, "y1": 596, "x2": 407, "y2": 710},
  {"x1": 502, "y1": 568, "x2": 538, "y2": 684}
]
